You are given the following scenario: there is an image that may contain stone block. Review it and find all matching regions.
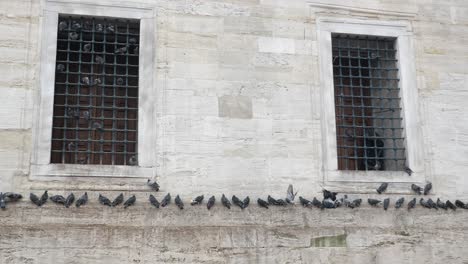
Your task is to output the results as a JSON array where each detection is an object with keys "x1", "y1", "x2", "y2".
[{"x1": 218, "y1": 95, "x2": 253, "y2": 119}]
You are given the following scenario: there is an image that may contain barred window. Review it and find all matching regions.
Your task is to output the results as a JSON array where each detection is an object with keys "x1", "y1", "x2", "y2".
[
  {"x1": 332, "y1": 34, "x2": 406, "y2": 171},
  {"x1": 50, "y1": 15, "x2": 140, "y2": 166}
]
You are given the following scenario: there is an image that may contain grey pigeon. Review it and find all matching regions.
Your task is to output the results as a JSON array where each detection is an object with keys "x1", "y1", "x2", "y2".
[
  {"x1": 267, "y1": 195, "x2": 278, "y2": 205},
  {"x1": 111, "y1": 193, "x2": 124, "y2": 207},
  {"x1": 321, "y1": 199, "x2": 336, "y2": 209},
  {"x1": 257, "y1": 198, "x2": 269, "y2": 209},
  {"x1": 116, "y1": 78, "x2": 124, "y2": 85},
  {"x1": 127, "y1": 156, "x2": 137, "y2": 166},
  {"x1": 423, "y1": 182, "x2": 432, "y2": 195},
  {"x1": 221, "y1": 194, "x2": 231, "y2": 209},
  {"x1": 341, "y1": 195, "x2": 352, "y2": 208},
  {"x1": 30, "y1": 193, "x2": 41, "y2": 206},
  {"x1": 95, "y1": 24, "x2": 104, "y2": 32},
  {"x1": 65, "y1": 193, "x2": 75, "y2": 208},
  {"x1": 351, "y1": 198, "x2": 362, "y2": 208},
  {"x1": 50, "y1": 195, "x2": 66, "y2": 205},
  {"x1": 368, "y1": 198, "x2": 381, "y2": 206},
  {"x1": 115, "y1": 46, "x2": 128, "y2": 55},
  {"x1": 83, "y1": 43, "x2": 91, "y2": 52},
  {"x1": 312, "y1": 197, "x2": 322, "y2": 208},
  {"x1": 71, "y1": 21, "x2": 81, "y2": 32},
  {"x1": 436, "y1": 198, "x2": 447, "y2": 210},
  {"x1": 377, "y1": 183, "x2": 388, "y2": 194},
  {"x1": 106, "y1": 25, "x2": 115, "y2": 33},
  {"x1": 69, "y1": 32, "x2": 79, "y2": 40},
  {"x1": 75, "y1": 192, "x2": 88, "y2": 207},
  {"x1": 407, "y1": 198, "x2": 416, "y2": 210},
  {"x1": 411, "y1": 184, "x2": 422, "y2": 195},
  {"x1": 4, "y1": 192, "x2": 22, "y2": 202},
  {"x1": 98, "y1": 194, "x2": 112, "y2": 207},
  {"x1": 190, "y1": 195, "x2": 204, "y2": 206},
  {"x1": 58, "y1": 21, "x2": 67, "y2": 31},
  {"x1": 147, "y1": 179, "x2": 160, "y2": 191},
  {"x1": 455, "y1": 200, "x2": 466, "y2": 209},
  {"x1": 383, "y1": 198, "x2": 390, "y2": 211},
  {"x1": 160, "y1": 193, "x2": 171, "y2": 207},
  {"x1": 446, "y1": 200, "x2": 456, "y2": 211},
  {"x1": 427, "y1": 198, "x2": 438, "y2": 209},
  {"x1": 129, "y1": 38, "x2": 137, "y2": 44},
  {"x1": 232, "y1": 195, "x2": 243, "y2": 209},
  {"x1": 285, "y1": 184, "x2": 298, "y2": 204},
  {"x1": 0, "y1": 193, "x2": 5, "y2": 209},
  {"x1": 243, "y1": 196, "x2": 250, "y2": 209},
  {"x1": 149, "y1": 194, "x2": 160, "y2": 208},
  {"x1": 95, "y1": 56, "x2": 104, "y2": 64},
  {"x1": 207, "y1": 195, "x2": 215, "y2": 210},
  {"x1": 56, "y1": 64, "x2": 65, "y2": 73},
  {"x1": 175, "y1": 195, "x2": 184, "y2": 210},
  {"x1": 404, "y1": 166, "x2": 413, "y2": 176},
  {"x1": 420, "y1": 198, "x2": 431, "y2": 209},
  {"x1": 323, "y1": 189, "x2": 338, "y2": 201},
  {"x1": 299, "y1": 196, "x2": 311, "y2": 207},
  {"x1": 395, "y1": 197, "x2": 405, "y2": 209},
  {"x1": 124, "y1": 195, "x2": 136, "y2": 209},
  {"x1": 275, "y1": 198, "x2": 288, "y2": 206},
  {"x1": 92, "y1": 121, "x2": 104, "y2": 132},
  {"x1": 39, "y1": 191, "x2": 48, "y2": 206}
]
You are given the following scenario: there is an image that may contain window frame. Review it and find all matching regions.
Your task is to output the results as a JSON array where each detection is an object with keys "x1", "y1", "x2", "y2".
[
  {"x1": 31, "y1": 1, "x2": 156, "y2": 178},
  {"x1": 317, "y1": 17, "x2": 424, "y2": 184}
]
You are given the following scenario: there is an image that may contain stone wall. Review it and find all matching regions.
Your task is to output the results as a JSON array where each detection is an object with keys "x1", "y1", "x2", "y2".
[{"x1": 1, "y1": 0, "x2": 468, "y2": 263}]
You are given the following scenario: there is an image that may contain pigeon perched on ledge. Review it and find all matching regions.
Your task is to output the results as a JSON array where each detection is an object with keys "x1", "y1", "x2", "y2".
[
  {"x1": 407, "y1": 198, "x2": 416, "y2": 211},
  {"x1": 395, "y1": 197, "x2": 405, "y2": 209},
  {"x1": 124, "y1": 195, "x2": 136, "y2": 209},
  {"x1": 175, "y1": 195, "x2": 184, "y2": 210},
  {"x1": 191, "y1": 195, "x2": 204, "y2": 206},
  {"x1": 221, "y1": 194, "x2": 231, "y2": 209},
  {"x1": 257, "y1": 198, "x2": 269, "y2": 209},
  {"x1": 368, "y1": 199, "x2": 381, "y2": 206},
  {"x1": 243, "y1": 196, "x2": 250, "y2": 209},
  {"x1": 75, "y1": 192, "x2": 88, "y2": 208},
  {"x1": 377, "y1": 183, "x2": 388, "y2": 194},
  {"x1": 112, "y1": 193, "x2": 124, "y2": 207},
  {"x1": 446, "y1": 200, "x2": 456, "y2": 211},
  {"x1": 285, "y1": 184, "x2": 298, "y2": 204},
  {"x1": 147, "y1": 179, "x2": 160, "y2": 192},
  {"x1": 411, "y1": 184, "x2": 422, "y2": 195},
  {"x1": 312, "y1": 197, "x2": 322, "y2": 208},
  {"x1": 232, "y1": 195, "x2": 244, "y2": 209},
  {"x1": 424, "y1": 182, "x2": 432, "y2": 195},
  {"x1": 64, "y1": 193, "x2": 75, "y2": 208},
  {"x1": 161, "y1": 193, "x2": 171, "y2": 207},
  {"x1": 299, "y1": 196, "x2": 311, "y2": 207},
  {"x1": 50, "y1": 195, "x2": 66, "y2": 205},
  {"x1": 98, "y1": 194, "x2": 112, "y2": 207},
  {"x1": 149, "y1": 194, "x2": 160, "y2": 208},
  {"x1": 323, "y1": 189, "x2": 338, "y2": 201},
  {"x1": 207, "y1": 196, "x2": 215, "y2": 210},
  {"x1": 383, "y1": 198, "x2": 390, "y2": 211}
]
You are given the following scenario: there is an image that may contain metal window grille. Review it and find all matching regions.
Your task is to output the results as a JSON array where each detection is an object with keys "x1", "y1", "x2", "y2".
[
  {"x1": 332, "y1": 34, "x2": 406, "y2": 171},
  {"x1": 50, "y1": 14, "x2": 140, "y2": 166}
]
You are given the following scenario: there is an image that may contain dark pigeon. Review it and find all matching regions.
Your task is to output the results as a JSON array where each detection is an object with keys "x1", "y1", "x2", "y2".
[
  {"x1": 50, "y1": 195, "x2": 66, "y2": 205},
  {"x1": 207, "y1": 195, "x2": 215, "y2": 210},
  {"x1": 404, "y1": 166, "x2": 413, "y2": 176},
  {"x1": 161, "y1": 193, "x2": 171, "y2": 207},
  {"x1": 147, "y1": 179, "x2": 160, "y2": 192},
  {"x1": 221, "y1": 194, "x2": 231, "y2": 209},
  {"x1": 243, "y1": 196, "x2": 250, "y2": 209},
  {"x1": 323, "y1": 189, "x2": 338, "y2": 201},
  {"x1": 368, "y1": 198, "x2": 381, "y2": 206},
  {"x1": 351, "y1": 198, "x2": 362, "y2": 208},
  {"x1": 30, "y1": 193, "x2": 41, "y2": 206},
  {"x1": 383, "y1": 198, "x2": 390, "y2": 211},
  {"x1": 257, "y1": 198, "x2": 269, "y2": 209},
  {"x1": 149, "y1": 194, "x2": 160, "y2": 208},
  {"x1": 175, "y1": 195, "x2": 184, "y2": 210},
  {"x1": 455, "y1": 200, "x2": 466, "y2": 209},
  {"x1": 446, "y1": 200, "x2": 456, "y2": 211},
  {"x1": 312, "y1": 197, "x2": 322, "y2": 208},
  {"x1": 98, "y1": 194, "x2": 112, "y2": 207},
  {"x1": 124, "y1": 195, "x2": 136, "y2": 209},
  {"x1": 299, "y1": 196, "x2": 311, "y2": 207},
  {"x1": 275, "y1": 198, "x2": 288, "y2": 206},
  {"x1": 423, "y1": 182, "x2": 432, "y2": 195},
  {"x1": 127, "y1": 156, "x2": 138, "y2": 166},
  {"x1": 83, "y1": 43, "x2": 91, "y2": 52},
  {"x1": 4, "y1": 192, "x2": 22, "y2": 202},
  {"x1": 69, "y1": 32, "x2": 79, "y2": 40},
  {"x1": 436, "y1": 198, "x2": 447, "y2": 210},
  {"x1": 427, "y1": 198, "x2": 438, "y2": 210},
  {"x1": 75, "y1": 192, "x2": 88, "y2": 207},
  {"x1": 232, "y1": 195, "x2": 244, "y2": 209},
  {"x1": 58, "y1": 21, "x2": 67, "y2": 31},
  {"x1": 420, "y1": 198, "x2": 431, "y2": 209},
  {"x1": 191, "y1": 195, "x2": 204, "y2": 206},
  {"x1": 64, "y1": 193, "x2": 75, "y2": 208},
  {"x1": 407, "y1": 198, "x2": 416, "y2": 210},
  {"x1": 377, "y1": 183, "x2": 388, "y2": 194},
  {"x1": 267, "y1": 195, "x2": 278, "y2": 205},
  {"x1": 112, "y1": 193, "x2": 124, "y2": 207},
  {"x1": 285, "y1": 184, "x2": 298, "y2": 204},
  {"x1": 395, "y1": 197, "x2": 405, "y2": 209},
  {"x1": 39, "y1": 191, "x2": 48, "y2": 206},
  {"x1": 411, "y1": 184, "x2": 422, "y2": 195}
]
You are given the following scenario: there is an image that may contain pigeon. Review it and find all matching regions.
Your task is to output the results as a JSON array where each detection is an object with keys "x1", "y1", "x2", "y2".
[
  {"x1": 427, "y1": 198, "x2": 438, "y2": 209},
  {"x1": 267, "y1": 195, "x2": 278, "y2": 205},
  {"x1": 175, "y1": 195, "x2": 184, "y2": 210},
  {"x1": 30, "y1": 193, "x2": 41, "y2": 206},
  {"x1": 312, "y1": 197, "x2": 322, "y2": 208},
  {"x1": 323, "y1": 189, "x2": 338, "y2": 201},
  {"x1": 455, "y1": 200, "x2": 466, "y2": 209},
  {"x1": 411, "y1": 184, "x2": 422, "y2": 195},
  {"x1": 232, "y1": 195, "x2": 244, "y2": 209},
  {"x1": 161, "y1": 193, "x2": 171, "y2": 207},
  {"x1": 221, "y1": 194, "x2": 231, "y2": 209},
  {"x1": 149, "y1": 194, "x2": 160, "y2": 208},
  {"x1": 420, "y1": 198, "x2": 431, "y2": 209},
  {"x1": 395, "y1": 197, "x2": 405, "y2": 209},
  {"x1": 69, "y1": 32, "x2": 79, "y2": 40},
  {"x1": 124, "y1": 195, "x2": 136, "y2": 209},
  {"x1": 321, "y1": 199, "x2": 336, "y2": 209},
  {"x1": 50, "y1": 195, "x2": 66, "y2": 205},
  {"x1": 82, "y1": 110, "x2": 90, "y2": 121},
  {"x1": 92, "y1": 121, "x2": 104, "y2": 132},
  {"x1": 423, "y1": 182, "x2": 432, "y2": 195},
  {"x1": 190, "y1": 195, "x2": 204, "y2": 206},
  {"x1": 207, "y1": 195, "x2": 215, "y2": 210},
  {"x1": 81, "y1": 76, "x2": 90, "y2": 86},
  {"x1": 75, "y1": 192, "x2": 88, "y2": 207},
  {"x1": 436, "y1": 198, "x2": 447, "y2": 210},
  {"x1": 446, "y1": 200, "x2": 456, "y2": 211},
  {"x1": 243, "y1": 196, "x2": 250, "y2": 209},
  {"x1": 93, "y1": 78, "x2": 101, "y2": 85},
  {"x1": 106, "y1": 25, "x2": 115, "y2": 33},
  {"x1": 116, "y1": 78, "x2": 124, "y2": 85},
  {"x1": 56, "y1": 64, "x2": 65, "y2": 73},
  {"x1": 115, "y1": 46, "x2": 128, "y2": 55},
  {"x1": 39, "y1": 191, "x2": 48, "y2": 206},
  {"x1": 58, "y1": 21, "x2": 68, "y2": 31},
  {"x1": 351, "y1": 198, "x2": 362, "y2": 208},
  {"x1": 98, "y1": 194, "x2": 112, "y2": 207},
  {"x1": 147, "y1": 179, "x2": 160, "y2": 192},
  {"x1": 275, "y1": 198, "x2": 288, "y2": 206},
  {"x1": 299, "y1": 196, "x2": 311, "y2": 207},
  {"x1": 129, "y1": 38, "x2": 137, "y2": 44},
  {"x1": 285, "y1": 184, "x2": 298, "y2": 204},
  {"x1": 404, "y1": 166, "x2": 413, "y2": 176},
  {"x1": 64, "y1": 193, "x2": 75, "y2": 208},
  {"x1": 368, "y1": 199, "x2": 381, "y2": 206},
  {"x1": 95, "y1": 24, "x2": 104, "y2": 32},
  {"x1": 127, "y1": 156, "x2": 137, "y2": 166},
  {"x1": 0, "y1": 193, "x2": 5, "y2": 209},
  {"x1": 383, "y1": 198, "x2": 390, "y2": 211},
  {"x1": 71, "y1": 21, "x2": 81, "y2": 32},
  {"x1": 407, "y1": 198, "x2": 416, "y2": 210},
  {"x1": 133, "y1": 47, "x2": 139, "y2": 55},
  {"x1": 95, "y1": 56, "x2": 104, "y2": 64},
  {"x1": 83, "y1": 43, "x2": 91, "y2": 52},
  {"x1": 257, "y1": 198, "x2": 269, "y2": 209},
  {"x1": 112, "y1": 193, "x2": 124, "y2": 207},
  {"x1": 4, "y1": 192, "x2": 22, "y2": 202},
  {"x1": 340, "y1": 195, "x2": 352, "y2": 208},
  {"x1": 377, "y1": 183, "x2": 388, "y2": 194}
]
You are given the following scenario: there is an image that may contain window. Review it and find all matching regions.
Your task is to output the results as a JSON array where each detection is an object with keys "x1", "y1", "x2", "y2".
[
  {"x1": 317, "y1": 17, "x2": 424, "y2": 183},
  {"x1": 332, "y1": 34, "x2": 405, "y2": 171},
  {"x1": 32, "y1": 2, "x2": 155, "y2": 178}
]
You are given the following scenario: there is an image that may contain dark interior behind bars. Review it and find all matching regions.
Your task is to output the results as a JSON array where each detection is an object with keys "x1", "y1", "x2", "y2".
[
  {"x1": 51, "y1": 15, "x2": 140, "y2": 166},
  {"x1": 332, "y1": 34, "x2": 406, "y2": 171}
]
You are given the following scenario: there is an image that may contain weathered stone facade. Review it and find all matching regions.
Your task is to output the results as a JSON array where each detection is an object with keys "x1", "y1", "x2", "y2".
[{"x1": 1, "y1": 0, "x2": 468, "y2": 263}]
